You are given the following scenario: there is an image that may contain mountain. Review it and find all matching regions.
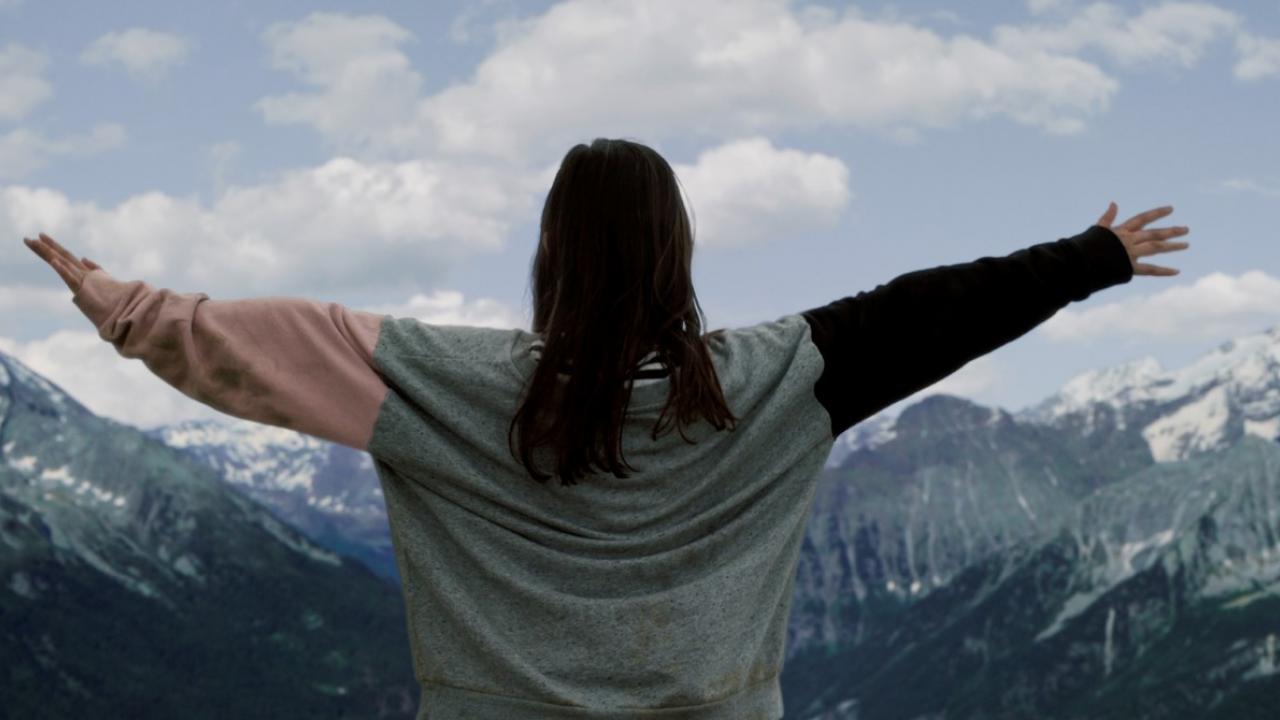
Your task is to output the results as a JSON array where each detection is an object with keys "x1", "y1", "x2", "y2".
[
  {"x1": 787, "y1": 323, "x2": 1280, "y2": 657},
  {"x1": 0, "y1": 352, "x2": 417, "y2": 719},
  {"x1": 824, "y1": 411, "x2": 897, "y2": 469},
  {"x1": 778, "y1": 324, "x2": 1280, "y2": 718},
  {"x1": 142, "y1": 418, "x2": 397, "y2": 580},
  {"x1": 782, "y1": 433, "x2": 1280, "y2": 719},
  {"x1": 785, "y1": 393, "x2": 1152, "y2": 659},
  {"x1": 1016, "y1": 325, "x2": 1280, "y2": 461}
]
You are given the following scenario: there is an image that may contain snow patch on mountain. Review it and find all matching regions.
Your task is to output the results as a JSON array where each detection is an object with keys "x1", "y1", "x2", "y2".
[
  {"x1": 7, "y1": 454, "x2": 37, "y2": 473},
  {"x1": 1142, "y1": 385, "x2": 1232, "y2": 462},
  {"x1": 827, "y1": 411, "x2": 898, "y2": 467},
  {"x1": 1046, "y1": 355, "x2": 1167, "y2": 418},
  {"x1": 1243, "y1": 416, "x2": 1280, "y2": 442},
  {"x1": 8, "y1": 571, "x2": 36, "y2": 599},
  {"x1": 1241, "y1": 633, "x2": 1278, "y2": 681},
  {"x1": 162, "y1": 418, "x2": 317, "y2": 455},
  {"x1": 1021, "y1": 326, "x2": 1280, "y2": 463},
  {"x1": 1036, "y1": 589, "x2": 1105, "y2": 642},
  {"x1": 255, "y1": 512, "x2": 341, "y2": 567},
  {"x1": 307, "y1": 495, "x2": 350, "y2": 513},
  {"x1": 38, "y1": 464, "x2": 129, "y2": 508},
  {"x1": 1031, "y1": 327, "x2": 1280, "y2": 417},
  {"x1": 152, "y1": 417, "x2": 327, "y2": 492},
  {"x1": 1119, "y1": 528, "x2": 1176, "y2": 574}
]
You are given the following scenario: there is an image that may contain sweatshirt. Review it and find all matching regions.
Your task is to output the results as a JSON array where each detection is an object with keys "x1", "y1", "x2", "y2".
[{"x1": 70, "y1": 224, "x2": 1134, "y2": 719}]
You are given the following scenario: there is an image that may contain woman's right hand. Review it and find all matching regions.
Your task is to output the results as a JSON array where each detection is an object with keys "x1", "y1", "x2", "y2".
[{"x1": 1095, "y1": 202, "x2": 1190, "y2": 276}]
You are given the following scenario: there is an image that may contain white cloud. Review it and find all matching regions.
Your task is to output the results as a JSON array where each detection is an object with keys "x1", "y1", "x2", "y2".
[
  {"x1": 3, "y1": 132, "x2": 853, "y2": 299},
  {"x1": 994, "y1": 2, "x2": 1240, "y2": 70},
  {"x1": 1, "y1": 155, "x2": 541, "y2": 297},
  {"x1": 360, "y1": 290, "x2": 525, "y2": 329},
  {"x1": 255, "y1": 2, "x2": 1122, "y2": 163},
  {"x1": 1217, "y1": 178, "x2": 1280, "y2": 197},
  {"x1": 449, "y1": 0, "x2": 520, "y2": 45},
  {"x1": 0, "y1": 284, "x2": 80, "y2": 317},
  {"x1": 255, "y1": 12, "x2": 423, "y2": 158},
  {"x1": 672, "y1": 136, "x2": 851, "y2": 249},
  {"x1": 1235, "y1": 31, "x2": 1280, "y2": 80},
  {"x1": 1042, "y1": 270, "x2": 1280, "y2": 344},
  {"x1": 80, "y1": 28, "x2": 193, "y2": 83},
  {"x1": 418, "y1": 0, "x2": 1119, "y2": 156},
  {"x1": 914, "y1": 354, "x2": 1002, "y2": 401},
  {"x1": 1027, "y1": 0, "x2": 1072, "y2": 15},
  {"x1": 0, "y1": 44, "x2": 51, "y2": 121},
  {"x1": 0, "y1": 124, "x2": 125, "y2": 180},
  {"x1": 207, "y1": 140, "x2": 241, "y2": 196}
]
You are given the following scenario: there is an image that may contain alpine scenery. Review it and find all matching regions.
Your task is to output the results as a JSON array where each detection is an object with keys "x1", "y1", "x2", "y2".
[
  {"x1": 6, "y1": 320, "x2": 1280, "y2": 717},
  {"x1": 3, "y1": 1, "x2": 1278, "y2": 718}
]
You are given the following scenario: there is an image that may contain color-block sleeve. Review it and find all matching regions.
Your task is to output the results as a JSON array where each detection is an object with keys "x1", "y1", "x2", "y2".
[
  {"x1": 71, "y1": 268, "x2": 391, "y2": 451},
  {"x1": 799, "y1": 224, "x2": 1134, "y2": 439}
]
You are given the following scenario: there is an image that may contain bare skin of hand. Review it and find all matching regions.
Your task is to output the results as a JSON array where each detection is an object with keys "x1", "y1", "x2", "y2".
[
  {"x1": 22, "y1": 233, "x2": 103, "y2": 292},
  {"x1": 1096, "y1": 202, "x2": 1190, "y2": 276}
]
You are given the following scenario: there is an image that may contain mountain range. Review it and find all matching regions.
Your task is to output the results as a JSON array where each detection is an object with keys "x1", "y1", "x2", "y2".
[
  {"x1": 784, "y1": 324, "x2": 1280, "y2": 718},
  {"x1": 7, "y1": 322, "x2": 1280, "y2": 717}
]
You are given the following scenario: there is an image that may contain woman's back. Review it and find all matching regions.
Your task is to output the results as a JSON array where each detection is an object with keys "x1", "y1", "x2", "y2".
[{"x1": 368, "y1": 312, "x2": 832, "y2": 718}]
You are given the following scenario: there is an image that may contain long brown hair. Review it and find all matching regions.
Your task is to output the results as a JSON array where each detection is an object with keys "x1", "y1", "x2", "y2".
[{"x1": 507, "y1": 138, "x2": 738, "y2": 486}]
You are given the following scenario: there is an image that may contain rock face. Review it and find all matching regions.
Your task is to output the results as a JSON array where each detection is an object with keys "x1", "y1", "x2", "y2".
[
  {"x1": 786, "y1": 392, "x2": 1151, "y2": 661},
  {"x1": 0, "y1": 352, "x2": 417, "y2": 720},
  {"x1": 783, "y1": 435, "x2": 1280, "y2": 719}
]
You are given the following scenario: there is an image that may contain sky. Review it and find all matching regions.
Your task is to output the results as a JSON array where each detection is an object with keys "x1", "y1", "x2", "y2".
[{"x1": 2, "y1": 0, "x2": 1279, "y2": 433}]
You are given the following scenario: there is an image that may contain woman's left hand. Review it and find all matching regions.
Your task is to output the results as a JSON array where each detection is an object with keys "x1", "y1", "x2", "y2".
[{"x1": 22, "y1": 233, "x2": 105, "y2": 293}]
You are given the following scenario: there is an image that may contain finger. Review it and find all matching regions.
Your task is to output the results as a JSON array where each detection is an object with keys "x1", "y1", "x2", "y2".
[
  {"x1": 1097, "y1": 201, "x2": 1117, "y2": 227},
  {"x1": 82, "y1": 257, "x2": 101, "y2": 271},
  {"x1": 23, "y1": 236, "x2": 57, "y2": 265},
  {"x1": 46, "y1": 254, "x2": 81, "y2": 290},
  {"x1": 1135, "y1": 262, "x2": 1179, "y2": 276},
  {"x1": 1120, "y1": 206, "x2": 1174, "y2": 231},
  {"x1": 1133, "y1": 225, "x2": 1190, "y2": 244},
  {"x1": 38, "y1": 233, "x2": 83, "y2": 268},
  {"x1": 1134, "y1": 241, "x2": 1190, "y2": 256}
]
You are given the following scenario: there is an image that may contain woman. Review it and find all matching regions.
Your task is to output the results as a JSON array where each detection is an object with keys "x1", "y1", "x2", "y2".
[{"x1": 23, "y1": 138, "x2": 1189, "y2": 719}]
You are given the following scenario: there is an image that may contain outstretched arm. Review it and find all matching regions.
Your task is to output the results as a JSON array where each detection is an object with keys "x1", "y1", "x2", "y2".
[
  {"x1": 24, "y1": 234, "x2": 390, "y2": 451},
  {"x1": 798, "y1": 204, "x2": 1190, "y2": 439}
]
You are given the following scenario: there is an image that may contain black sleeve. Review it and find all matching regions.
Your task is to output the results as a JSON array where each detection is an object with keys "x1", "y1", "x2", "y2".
[{"x1": 799, "y1": 224, "x2": 1134, "y2": 439}]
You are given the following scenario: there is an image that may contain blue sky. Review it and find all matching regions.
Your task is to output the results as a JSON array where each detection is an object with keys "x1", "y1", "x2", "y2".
[{"x1": 3, "y1": 0, "x2": 1279, "y2": 432}]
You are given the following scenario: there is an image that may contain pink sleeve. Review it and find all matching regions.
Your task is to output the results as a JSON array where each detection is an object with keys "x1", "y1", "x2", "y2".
[{"x1": 71, "y1": 268, "x2": 391, "y2": 451}]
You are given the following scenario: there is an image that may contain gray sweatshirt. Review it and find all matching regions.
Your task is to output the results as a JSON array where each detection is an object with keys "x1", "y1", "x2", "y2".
[{"x1": 72, "y1": 224, "x2": 1134, "y2": 718}]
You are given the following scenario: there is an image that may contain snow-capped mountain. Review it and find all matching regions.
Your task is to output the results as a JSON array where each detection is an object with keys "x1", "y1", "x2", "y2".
[
  {"x1": 1018, "y1": 324, "x2": 1280, "y2": 462},
  {"x1": 143, "y1": 417, "x2": 397, "y2": 579},
  {"x1": 779, "y1": 325, "x2": 1280, "y2": 718},
  {"x1": 824, "y1": 410, "x2": 897, "y2": 468},
  {"x1": 827, "y1": 324, "x2": 1280, "y2": 472},
  {"x1": 0, "y1": 351, "x2": 416, "y2": 719},
  {"x1": 785, "y1": 324, "x2": 1280, "y2": 668}
]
